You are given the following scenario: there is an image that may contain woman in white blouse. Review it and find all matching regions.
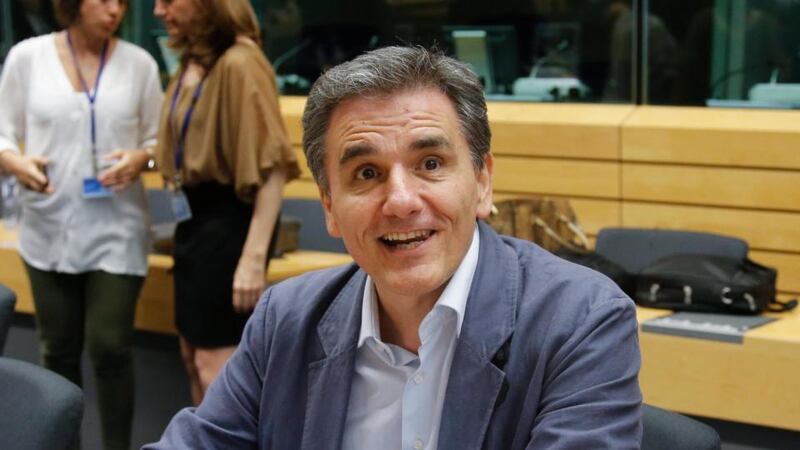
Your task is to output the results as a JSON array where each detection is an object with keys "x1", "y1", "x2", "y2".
[{"x1": 0, "y1": 1, "x2": 162, "y2": 448}]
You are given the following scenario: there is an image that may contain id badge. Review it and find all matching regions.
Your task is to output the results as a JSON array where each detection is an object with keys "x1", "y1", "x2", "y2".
[
  {"x1": 171, "y1": 190, "x2": 192, "y2": 223},
  {"x1": 82, "y1": 177, "x2": 113, "y2": 199}
]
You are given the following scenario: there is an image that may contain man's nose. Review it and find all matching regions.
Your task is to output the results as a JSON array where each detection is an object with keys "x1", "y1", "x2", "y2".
[
  {"x1": 154, "y1": 0, "x2": 165, "y2": 16},
  {"x1": 382, "y1": 168, "x2": 423, "y2": 219}
]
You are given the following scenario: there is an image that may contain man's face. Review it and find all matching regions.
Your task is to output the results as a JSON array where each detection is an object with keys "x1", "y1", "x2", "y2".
[{"x1": 320, "y1": 87, "x2": 493, "y2": 305}]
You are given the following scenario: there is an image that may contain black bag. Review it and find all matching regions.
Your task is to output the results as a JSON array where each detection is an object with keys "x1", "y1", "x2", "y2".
[
  {"x1": 635, "y1": 254, "x2": 797, "y2": 314},
  {"x1": 556, "y1": 249, "x2": 636, "y2": 297}
]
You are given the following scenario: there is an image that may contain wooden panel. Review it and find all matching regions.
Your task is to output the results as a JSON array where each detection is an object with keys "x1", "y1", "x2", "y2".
[
  {"x1": 751, "y1": 251, "x2": 800, "y2": 295},
  {"x1": 494, "y1": 156, "x2": 619, "y2": 198},
  {"x1": 293, "y1": 145, "x2": 313, "y2": 178},
  {"x1": 280, "y1": 98, "x2": 633, "y2": 160},
  {"x1": 488, "y1": 103, "x2": 633, "y2": 160},
  {"x1": 621, "y1": 202, "x2": 800, "y2": 253},
  {"x1": 279, "y1": 96, "x2": 306, "y2": 145},
  {"x1": 493, "y1": 193, "x2": 620, "y2": 236},
  {"x1": 284, "y1": 179, "x2": 320, "y2": 199},
  {"x1": 623, "y1": 106, "x2": 800, "y2": 169},
  {"x1": 622, "y1": 163, "x2": 800, "y2": 211},
  {"x1": 135, "y1": 255, "x2": 177, "y2": 334},
  {"x1": 0, "y1": 247, "x2": 34, "y2": 314},
  {"x1": 141, "y1": 171, "x2": 164, "y2": 189},
  {"x1": 638, "y1": 315, "x2": 800, "y2": 430}
]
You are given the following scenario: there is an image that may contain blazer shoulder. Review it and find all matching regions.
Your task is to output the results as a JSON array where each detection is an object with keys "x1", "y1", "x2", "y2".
[
  {"x1": 261, "y1": 262, "x2": 361, "y2": 319},
  {"x1": 504, "y1": 236, "x2": 634, "y2": 319}
]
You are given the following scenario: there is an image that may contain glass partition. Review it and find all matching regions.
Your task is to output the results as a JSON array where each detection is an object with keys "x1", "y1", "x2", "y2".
[
  {"x1": 263, "y1": 0, "x2": 636, "y2": 102},
  {"x1": 645, "y1": 0, "x2": 800, "y2": 108},
  {"x1": 1, "y1": 0, "x2": 58, "y2": 67},
  {"x1": 1, "y1": 0, "x2": 635, "y2": 104}
]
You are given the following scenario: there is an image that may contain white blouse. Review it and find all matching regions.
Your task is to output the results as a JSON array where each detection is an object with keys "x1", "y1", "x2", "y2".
[{"x1": 0, "y1": 34, "x2": 164, "y2": 276}]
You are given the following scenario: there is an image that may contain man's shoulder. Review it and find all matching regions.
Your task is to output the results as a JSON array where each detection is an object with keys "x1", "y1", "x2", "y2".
[
  {"x1": 497, "y1": 233, "x2": 634, "y2": 323},
  {"x1": 260, "y1": 262, "x2": 361, "y2": 320}
]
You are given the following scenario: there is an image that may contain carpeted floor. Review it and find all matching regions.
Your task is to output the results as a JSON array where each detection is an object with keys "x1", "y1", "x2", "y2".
[{"x1": 4, "y1": 314, "x2": 191, "y2": 449}]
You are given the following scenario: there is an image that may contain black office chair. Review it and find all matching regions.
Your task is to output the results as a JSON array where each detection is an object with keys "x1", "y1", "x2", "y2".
[
  {"x1": 0, "y1": 283, "x2": 16, "y2": 355},
  {"x1": 0, "y1": 357, "x2": 84, "y2": 450},
  {"x1": 595, "y1": 228, "x2": 748, "y2": 274},
  {"x1": 642, "y1": 404, "x2": 721, "y2": 450},
  {"x1": 281, "y1": 198, "x2": 347, "y2": 253}
]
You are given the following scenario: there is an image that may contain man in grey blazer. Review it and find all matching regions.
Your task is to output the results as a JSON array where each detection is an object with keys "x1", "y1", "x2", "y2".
[{"x1": 147, "y1": 46, "x2": 642, "y2": 450}]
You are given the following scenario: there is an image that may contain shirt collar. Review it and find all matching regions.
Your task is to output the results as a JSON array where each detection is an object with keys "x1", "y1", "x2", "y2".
[{"x1": 358, "y1": 223, "x2": 481, "y2": 347}]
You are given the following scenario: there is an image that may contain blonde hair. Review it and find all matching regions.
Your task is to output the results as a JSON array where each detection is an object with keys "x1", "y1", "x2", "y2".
[{"x1": 170, "y1": 0, "x2": 261, "y2": 69}]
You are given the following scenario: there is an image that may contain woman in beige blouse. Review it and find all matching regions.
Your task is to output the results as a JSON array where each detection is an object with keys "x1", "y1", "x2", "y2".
[{"x1": 153, "y1": 0, "x2": 299, "y2": 404}]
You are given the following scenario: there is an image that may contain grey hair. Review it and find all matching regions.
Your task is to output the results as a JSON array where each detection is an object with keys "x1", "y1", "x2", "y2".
[{"x1": 302, "y1": 46, "x2": 491, "y2": 192}]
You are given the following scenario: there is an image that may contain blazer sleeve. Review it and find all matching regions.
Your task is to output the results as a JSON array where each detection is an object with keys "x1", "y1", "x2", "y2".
[
  {"x1": 143, "y1": 289, "x2": 275, "y2": 449},
  {"x1": 527, "y1": 297, "x2": 643, "y2": 450}
]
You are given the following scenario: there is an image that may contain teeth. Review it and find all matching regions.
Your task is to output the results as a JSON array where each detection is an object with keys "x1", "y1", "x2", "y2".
[{"x1": 382, "y1": 230, "x2": 431, "y2": 242}]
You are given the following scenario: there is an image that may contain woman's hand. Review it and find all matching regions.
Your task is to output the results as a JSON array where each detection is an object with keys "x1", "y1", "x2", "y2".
[
  {"x1": 0, "y1": 151, "x2": 53, "y2": 194},
  {"x1": 232, "y1": 252, "x2": 266, "y2": 314},
  {"x1": 98, "y1": 149, "x2": 150, "y2": 191}
]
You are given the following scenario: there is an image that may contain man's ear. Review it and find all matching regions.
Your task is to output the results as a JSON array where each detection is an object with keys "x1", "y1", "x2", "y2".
[
  {"x1": 319, "y1": 186, "x2": 342, "y2": 238},
  {"x1": 475, "y1": 153, "x2": 494, "y2": 219}
]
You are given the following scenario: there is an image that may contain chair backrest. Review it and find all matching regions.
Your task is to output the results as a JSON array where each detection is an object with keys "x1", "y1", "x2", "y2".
[
  {"x1": 0, "y1": 357, "x2": 84, "y2": 450},
  {"x1": 281, "y1": 198, "x2": 347, "y2": 253},
  {"x1": 642, "y1": 404, "x2": 721, "y2": 450},
  {"x1": 0, "y1": 283, "x2": 16, "y2": 355},
  {"x1": 595, "y1": 228, "x2": 748, "y2": 274}
]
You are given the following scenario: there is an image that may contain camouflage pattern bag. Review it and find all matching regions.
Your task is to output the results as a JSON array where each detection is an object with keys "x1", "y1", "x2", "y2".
[{"x1": 484, "y1": 197, "x2": 589, "y2": 254}]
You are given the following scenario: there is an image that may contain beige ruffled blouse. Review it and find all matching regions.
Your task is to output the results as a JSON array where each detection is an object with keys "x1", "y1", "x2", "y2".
[{"x1": 155, "y1": 39, "x2": 299, "y2": 202}]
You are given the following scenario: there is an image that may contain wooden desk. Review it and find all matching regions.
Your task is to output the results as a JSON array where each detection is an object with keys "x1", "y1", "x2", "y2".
[
  {"x1": 3, "y1": 226, "x2": 798, "y2": 430},
  {"x1": 0, "y1": 227, "x2": 352, "y2": 333},
  {"x1": 636, "y1": 306, "x2": 800, "y2": 431}
]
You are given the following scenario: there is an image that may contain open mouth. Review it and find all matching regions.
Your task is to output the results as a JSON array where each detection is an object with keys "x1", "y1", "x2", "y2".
[{"x1": 379, "y1": 230, "x2": 434, "y2": 250}]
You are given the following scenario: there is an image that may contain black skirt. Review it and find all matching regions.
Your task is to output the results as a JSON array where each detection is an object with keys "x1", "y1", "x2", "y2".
[{"x1": 173, "y1": 183, "x2": 253, "y2": 347}]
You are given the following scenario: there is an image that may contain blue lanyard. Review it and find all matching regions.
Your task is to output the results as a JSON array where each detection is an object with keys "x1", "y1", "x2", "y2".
[
  {"x1": 66, "y1": 31, "x2": 108, "y2": 176},
  {"x1": 169, "y1": 67, "x2": 206, "y2": 187}
]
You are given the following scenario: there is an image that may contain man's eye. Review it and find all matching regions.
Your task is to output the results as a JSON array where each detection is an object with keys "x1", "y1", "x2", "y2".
[
  {"x1": 423, "y1": 158, "x2": 440, "y2": 171},
  {"x1": 356, "y1": 166, "x2": 377, "y2": 180}
]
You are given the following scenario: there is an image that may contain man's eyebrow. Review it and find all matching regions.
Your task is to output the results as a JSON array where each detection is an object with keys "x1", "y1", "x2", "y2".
[
  {"x1": 339, "y1": 144, "x2": 376, "y2": 166},
  {"x1": 411, "y1": 135, "x2": 450, "y2": 150}
]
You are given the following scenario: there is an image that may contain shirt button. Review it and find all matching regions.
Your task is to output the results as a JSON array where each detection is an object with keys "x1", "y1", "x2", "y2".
[
  {"x1": 414, "y1": 373, "x2": 424, "y2": 384},
  {"x1": 413, "y1": 439, "x2": 424, "y2": 450}
]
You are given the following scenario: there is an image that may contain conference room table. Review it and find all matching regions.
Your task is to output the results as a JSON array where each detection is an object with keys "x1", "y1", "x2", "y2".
[
  {"x1": 0, "y1": 226, "x2": 353, "y2": 333},
  {"x1": 1, "y1": 226, "x2": 797, "y2": 431}
]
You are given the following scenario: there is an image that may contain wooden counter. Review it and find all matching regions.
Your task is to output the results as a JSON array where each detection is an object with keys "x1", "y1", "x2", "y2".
[
  {"x1": 636, "y1": 306, "x2": 800, "y2": 431},
  {"x1": 0, "y1": 227, "x2": 352, "y2": 333},
  {"x1": 3, "y1": 225, "x2": 799, "y2": 430}
]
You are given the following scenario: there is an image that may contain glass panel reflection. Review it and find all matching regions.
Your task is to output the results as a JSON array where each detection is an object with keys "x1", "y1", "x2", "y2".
[
  {"x1": 648, "y1": 0, "x2": 800, "y2": 108},
  {"x1": 264, "y1": 0, "x2": 636, "y2": 102}
]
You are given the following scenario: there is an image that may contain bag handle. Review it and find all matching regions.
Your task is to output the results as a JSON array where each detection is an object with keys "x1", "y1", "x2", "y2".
[
  {"x1": 768, "y1": 298, "x2": 798, "y2": 313},
  {"x1": 531, "y1": 214, "x2": 590, "y2": 254}
]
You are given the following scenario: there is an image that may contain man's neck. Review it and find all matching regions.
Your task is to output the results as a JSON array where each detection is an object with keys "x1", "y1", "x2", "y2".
[{"x1": 375, "y1": 289, "x2": 443, "y2": 354}]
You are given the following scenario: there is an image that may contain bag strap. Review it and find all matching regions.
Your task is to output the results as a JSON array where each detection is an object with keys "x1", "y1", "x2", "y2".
[
  {"x1": 768, "y1": 298, "x2": 799, "y2": 312},
  {"x1": 531, "y1": 215, "x2": 590, "y2": 254}
]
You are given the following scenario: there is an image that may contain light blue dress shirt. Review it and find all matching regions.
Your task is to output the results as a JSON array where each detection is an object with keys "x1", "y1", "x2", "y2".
[{"x1": 342, "y1": 226, "x2": 480, "y2": 450}]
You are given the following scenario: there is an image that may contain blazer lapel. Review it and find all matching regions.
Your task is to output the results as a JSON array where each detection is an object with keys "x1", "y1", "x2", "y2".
[
  {"x1": 301, "y1": 272, "x2": 366, "y2": 450},
  {"x1": 438, "y1": 222, "x2": 520, "y2": 450}
]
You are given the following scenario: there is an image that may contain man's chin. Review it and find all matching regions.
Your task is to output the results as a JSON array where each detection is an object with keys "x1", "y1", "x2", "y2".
[{"x1": 375, "y1": 271, "x2": 448, "y2": 304}]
